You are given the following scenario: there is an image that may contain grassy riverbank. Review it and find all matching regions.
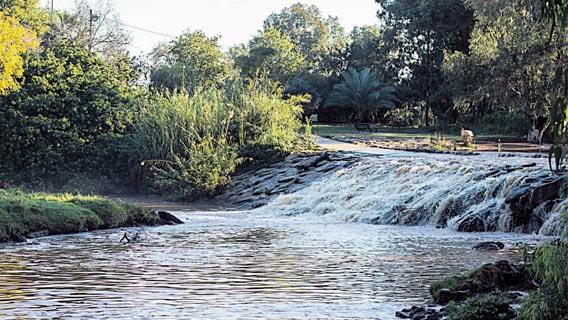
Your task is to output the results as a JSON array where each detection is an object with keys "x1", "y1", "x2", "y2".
[{"x1": 0, "y1": 189, "x2": 164, "y2": 243}]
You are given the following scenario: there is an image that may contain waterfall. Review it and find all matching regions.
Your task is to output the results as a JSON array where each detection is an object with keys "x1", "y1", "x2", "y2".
[{"x1": 260, "y1": 155, "x2": 567, "y2": 236}]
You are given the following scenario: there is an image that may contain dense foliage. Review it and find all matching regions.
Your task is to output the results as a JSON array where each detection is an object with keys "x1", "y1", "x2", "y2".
[
  {"x1": 326, "y1": 68, "x2": 399, "y2": 122},
  {"x1": 150, "y1": 31, "x2": 234, "y2": 93},
  {"x1": 0, "y1": 0, "x2": 43, "y2": 95},
  {"x1": 130, "y1": 79, "x2": 305, "y2": 200},
  {"x1": 519, "y1": 214, "x2": 568, "y2": 320},
  {"x1": 0, "y1": 40, "x2": 137, "y2": 188}
]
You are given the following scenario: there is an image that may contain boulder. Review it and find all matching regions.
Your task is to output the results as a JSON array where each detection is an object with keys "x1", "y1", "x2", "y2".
[
  {"x1": 506, "y1": 176, "x2": 567, "y2": 232},
  {"x1": 157, "y1": 211, "x2": 184, "y2": 225},
  {"x1": 473, "y1": 241, "x2": 505, "y2": 251},
  {"x1": 456, "y1": 214, "x2": 487, "y2": 232},
  {"x1": 27, "y1": 229, "x2": 49, "y2": 239}
]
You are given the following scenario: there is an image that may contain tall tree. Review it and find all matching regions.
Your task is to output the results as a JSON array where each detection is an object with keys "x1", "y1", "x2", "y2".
[
  {"x1": 48, "y1": 0, "x2": 130, "y2": 61},
  {"x1": 376, "y1": 0, "x2": 475, "y2": 126},
  {"x1": 444, "y1": 0, "x2": 567, "y2": 143},
  {"x1": 150, "y1": 31, "x2": 233, "y2": 92},
  {"x1": 234, "y1": 27, "x2": 307, "y2": 86},
  {"x1": 347, "y1": 25, "x2": 385, "y2": 73}
]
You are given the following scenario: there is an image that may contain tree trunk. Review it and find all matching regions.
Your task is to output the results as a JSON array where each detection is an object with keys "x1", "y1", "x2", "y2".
[
  {"x1": 527, "y1": 116, "x2": 549, "y2": 144},
  {"x1": 357, "y1": 110, "x2": 367, "y2": 123}
]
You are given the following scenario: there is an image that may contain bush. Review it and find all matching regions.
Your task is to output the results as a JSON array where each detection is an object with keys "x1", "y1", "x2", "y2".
[
  {"x1": 129, "y1": 78, "x2": 307, "y2": 200},
  {"x1": 447, "y1": 295, "x2": 515, "y2": 320},
  {"x1": 0, "y1": 40, "x2": 138, "y2": 189},
  {"x1": 518, "y1": 213, "x2": 568, "y2": 320}
]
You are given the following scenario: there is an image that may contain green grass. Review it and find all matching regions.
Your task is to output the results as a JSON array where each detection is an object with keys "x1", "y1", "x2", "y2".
[
  {"x1": 314, "y1": 124, "x2": 522, "y2": 141},
  {"x1": 0, "y1": 189, "x2": 161, "y2": 243}
]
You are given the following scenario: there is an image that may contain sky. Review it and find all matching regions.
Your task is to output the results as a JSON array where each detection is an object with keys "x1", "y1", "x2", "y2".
[{"x1": 45, "y1": 0, "x2": 380, "y2": 55}]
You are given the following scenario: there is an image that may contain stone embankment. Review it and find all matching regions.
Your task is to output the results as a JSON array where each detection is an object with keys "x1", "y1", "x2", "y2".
[{"x1": 216, "y1": 151, "x2": 365, "y2": 209}]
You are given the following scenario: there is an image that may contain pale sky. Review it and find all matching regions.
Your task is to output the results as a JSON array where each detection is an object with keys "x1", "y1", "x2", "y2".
[{"x1": 45, "y1": 0, "x2": 380, "y2": 55}]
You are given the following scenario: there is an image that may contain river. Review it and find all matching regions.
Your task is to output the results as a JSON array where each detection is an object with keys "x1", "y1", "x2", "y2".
[{"x1": 0, "y1": 208, "x2": 544, "y2": 319}]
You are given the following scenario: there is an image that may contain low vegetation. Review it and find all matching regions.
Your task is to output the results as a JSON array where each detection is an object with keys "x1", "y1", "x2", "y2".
[
  {"x1": 0, "y1": 189, "x2": 160, "y2": 243},
  {"x1": 447, "y1": 295, "x2": 515, "y2": 320}
]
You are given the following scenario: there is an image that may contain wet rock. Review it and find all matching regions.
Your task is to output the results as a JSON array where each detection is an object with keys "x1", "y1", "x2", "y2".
[
  {"x1": 437, "y1": 289, "x2": 471, "y2": 305},
  {"x1": 278, "y1": 176, "x2": 299, "y2": 184},
  {"x1": 506, "y1": 176, "x2": 567, "y2": 232},
  {"x1": 431, "y1": 260, "x2": 533, "y2": 305},
  {"x1": 455, "y1": 214, "x2": 487, "y2": 232},
  {"x1": 27, "y1": 229, "x2": 49, "y2": 239},
  {"x1": 396, "y1": 305, "x2": 443, "y2": 320},
  {"x1": 157, "y1": 211, "x2": 184, "y2": 225},
  {"x1": 473, "y1": 241, "x2": 505, "y2": 251}
]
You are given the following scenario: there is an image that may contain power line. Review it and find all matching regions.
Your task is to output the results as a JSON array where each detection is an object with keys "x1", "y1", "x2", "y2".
[{"x1": 118, "y1": 21, "x2": 178, "y2": 39}]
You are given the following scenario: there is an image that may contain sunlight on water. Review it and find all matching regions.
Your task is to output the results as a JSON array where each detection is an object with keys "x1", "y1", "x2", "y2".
[{"x1": 0, "y1": 210, "x2": 544, "y2": 319}]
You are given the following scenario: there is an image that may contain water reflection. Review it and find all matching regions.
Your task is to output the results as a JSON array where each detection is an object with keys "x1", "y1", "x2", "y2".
[{"x1": 0, "y1": 210, "x2": 543, "y2": 319}]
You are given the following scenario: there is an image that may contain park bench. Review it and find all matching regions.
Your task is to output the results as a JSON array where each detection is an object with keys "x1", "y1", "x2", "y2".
[{"x1": 354, "y1": 123, "x2": 379, "y2": 133}]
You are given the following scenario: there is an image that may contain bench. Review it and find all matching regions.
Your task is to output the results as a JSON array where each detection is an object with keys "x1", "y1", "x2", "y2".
[{"x1": 354, "y1": 123, "x2": 379, "y2": 133}]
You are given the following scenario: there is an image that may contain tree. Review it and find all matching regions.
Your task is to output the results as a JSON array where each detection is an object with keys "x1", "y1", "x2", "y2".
[
  {"x1": 0, "y1": 39, "x2": 137, "y2": 184},
  {"x1": 264, "y1": 3, "x2": 349, "y2": 73},
  {"x1": 376, "y1": 0, "x2": 475, "y2": 126},
  {"x1": 347, "y1": 25, "x2": 385, "y2": 72},
  {"x1": 150, "y1": 31, "x2": 233, "y2": 92},
  {"x1": 234, "y1": 27, "x2": 307, "y2": 86},
  {"x1": 325, "y1": 68, "x2": 399, "y2": 122},
  {"x1": 0, "y1": 0, "x2": 49, "y2": 35},
  {"x1": 443, "y1": 0, "x2": 566, "y2": 143},
  {"x1": 0, "y1": 11, "x2": 38, "y2": 95}
]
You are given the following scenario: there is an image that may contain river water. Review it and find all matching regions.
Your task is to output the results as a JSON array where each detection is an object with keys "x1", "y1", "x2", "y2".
[{"x1": 0, "y1": 209, "x2": 544, "y2": 319}]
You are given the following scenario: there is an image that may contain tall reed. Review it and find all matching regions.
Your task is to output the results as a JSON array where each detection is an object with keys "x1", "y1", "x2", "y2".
[{"x1": 129, "y1": 78, "x2": 306, "y2": 199}]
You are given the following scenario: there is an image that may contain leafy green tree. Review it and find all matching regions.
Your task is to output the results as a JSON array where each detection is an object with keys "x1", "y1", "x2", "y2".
[
  {"x1": 376, "y1": 0, "x2": 475, "y2": 126},
  {"x1": 0, "y1": 40, "x2": 137, "y2": 185},
  {"x1": 264, "y1": 3, "x2": 349, "y2": 73},
  {"x1": 347, "y1": 25, "x2": 385, "y2": 72},
  {"x1": 325, "y1": 68, "x2": 399, "y2": 122},
  {"x1": 150, "y1": 31, "x2": 233, "y2": 92},
  {"x1": 444, "y1": 0, "x2": 566, "y2": 143},
  {"x1": 234, "y1": 27, "x2": 307, "y2": 86}
]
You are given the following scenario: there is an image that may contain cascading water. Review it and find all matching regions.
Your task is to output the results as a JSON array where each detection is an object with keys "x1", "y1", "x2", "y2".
[{"x1": 261, "y1": 154, "x2": 567, "y2": 236}]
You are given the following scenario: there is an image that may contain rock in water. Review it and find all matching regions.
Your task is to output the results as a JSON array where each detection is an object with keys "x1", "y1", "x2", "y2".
[
  {"x1": 27, "y1": 229, "x2": 49, "y2": 239},
  {"x1": 157, "y1": 211, "x2": 184, "y2": 225},
  {"x1": 473, "y1": 241, "x2": 505, "y2": 251}
]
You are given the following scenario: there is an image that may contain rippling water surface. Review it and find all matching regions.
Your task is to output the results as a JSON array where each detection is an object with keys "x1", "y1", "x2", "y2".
[{"x1": 0, "y1": 210, "x2": 543, "y2": 319}]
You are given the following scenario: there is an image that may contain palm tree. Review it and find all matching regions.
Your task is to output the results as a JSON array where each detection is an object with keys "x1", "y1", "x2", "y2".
[{"x1": 325, "y1": 68, "x2": 399, "y2": 123}]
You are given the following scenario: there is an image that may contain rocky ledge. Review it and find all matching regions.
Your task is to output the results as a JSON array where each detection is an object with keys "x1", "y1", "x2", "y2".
[
  {"x1": 216, "y1": 151, "x2": 364, "y2": 209},
  {"x1": 397, "y1": 260, "x2": 534, "y2": 320}
]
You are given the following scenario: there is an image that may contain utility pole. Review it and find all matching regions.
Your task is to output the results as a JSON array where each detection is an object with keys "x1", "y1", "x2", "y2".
[
  {"x1": 89, "y1": 9, "x2": 94, "y2": 52},
  {"x1": 88, "y1": 9, "x2": 99, "y2": 53},
  {"x1": 50, "y1": 0, "x2": 54, "y2": 24}
]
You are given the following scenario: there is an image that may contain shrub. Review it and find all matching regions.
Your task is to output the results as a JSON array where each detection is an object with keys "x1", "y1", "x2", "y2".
[
  {"x1": 518, "y1": 213, "x2": 568, "y2": 320},
  {"x1": 129, "y1": 78, "x2": 306, "y2": 200},
  {"x1": 447, "y1": 295, "x2": 515, "y2": 320},
  {"x1": 0, "y1": 40, "x2": 138, "y2": 188}
]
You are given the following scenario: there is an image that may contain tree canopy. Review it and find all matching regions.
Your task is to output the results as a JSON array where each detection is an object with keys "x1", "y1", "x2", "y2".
[{"x1": 150, "y1": 31, "x2": 233, "y2": 92}]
